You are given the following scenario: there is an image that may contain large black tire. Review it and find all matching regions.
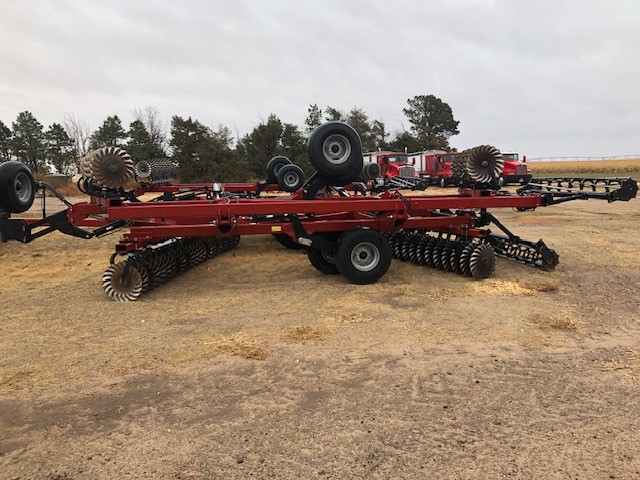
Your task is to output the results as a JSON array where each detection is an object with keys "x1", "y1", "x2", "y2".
[
  {"x1": 308, "y1": 247, "x2": 339, "y2": 274},
  {"x1": 273, "y1": 233, "x2": 304, "y2": 250},
  {"x1": 0, "y1": 161, "x2": 36, "y2": 213},
  {"x1": 336, "y1": 228, "x2": 392, "y2": 285},
  {"x1": 307, "y1": 122, "x2": 363, "y2": 180},
  {"x1": 276, "y1": 164, "x2": 305, "y2": 192},
  {"x1": 266, "y1": 156, "x2": 292, "y2": 184}
]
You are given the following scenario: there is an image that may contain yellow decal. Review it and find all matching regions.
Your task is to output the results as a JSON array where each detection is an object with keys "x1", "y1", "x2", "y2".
[{"x1": 271, "y1": 226, "x2": 282, "y2": 232}]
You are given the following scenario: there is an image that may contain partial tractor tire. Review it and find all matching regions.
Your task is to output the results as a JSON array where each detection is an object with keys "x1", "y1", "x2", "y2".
[
  {"x1": 273, "y1": 233, "x2": 304, "y2": 250},
  {"x1": 276, "y1": 164, "x2": 305, "y2": 192},
  {"x1": 308, "y1": 247, "x2": 340, "y2": 274},
  {"x1": 336, "y1": 228, "x2": 392, "y2": 285},
  {"x1": 266, "y1": 156, "x2": 292, "y2": 184},
  {"x1": 0, "y1": 161, "x2": 36, "y2": 214},
  {"x1": 307, "y1": 122, "x2": 363, "y2": 180}
]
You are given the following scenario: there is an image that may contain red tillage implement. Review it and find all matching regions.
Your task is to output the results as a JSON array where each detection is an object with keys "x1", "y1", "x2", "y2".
[{"x1": 0, "y1": 122, "x2": 637, "y2": 300}]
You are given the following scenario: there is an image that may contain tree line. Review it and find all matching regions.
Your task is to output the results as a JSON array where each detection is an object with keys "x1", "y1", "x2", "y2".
[{"x1": 0, "y1": 95, "x2": 459, "y2": 182}]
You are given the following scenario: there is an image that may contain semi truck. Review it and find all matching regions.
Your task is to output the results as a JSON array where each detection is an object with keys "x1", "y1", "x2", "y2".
[
  {"x1": 499, "y1": 151, "x2": 532, "y2": 185},
  {"x1": 408, "y1": 149, "x2": 533, "y2": 187}
]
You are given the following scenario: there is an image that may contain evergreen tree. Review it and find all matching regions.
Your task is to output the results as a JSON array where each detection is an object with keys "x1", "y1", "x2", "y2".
[
  {"x1": 45, "y1": 123, "x2": 75, "y2": 174},
  {"x1": 324, "y1": 107, "x2": 343, "y2": 122},
  {"x1": 238, "y1": 114, "x2": 311, "y2": 179},
  {"x1": 304, "y1": 104, "x2": 323, "y2": 135},
  {"x1": 371, "y1": 119, "x2": 390, "y2": 150},
  {"x1": 0, "y1": 120, "x2": 12, "y2": 161},
  {"x1": 402, "y1": 95, "x2": 459, "y2": 149},
  {"x1": 127, "y1": 120, "x2": 165, "y2": 161},
  {"x1": 170, "y1": 116, "x2": 241, "y2": 182},
  {"x1": 90, "y1": 115, "x2": 127, "y2": 148},
  {"x1": 238, "y1": 114, "x2": 286, "y2": 178},
  {"x1": 11, "y1": 111, "x2": 46, "y2": 172},
  {"x1": 388, "y1": 130, "x2": 423, "y2": 153},
  {"x1": 345, "y1": 107, "x2": 375, "y2": 151}
]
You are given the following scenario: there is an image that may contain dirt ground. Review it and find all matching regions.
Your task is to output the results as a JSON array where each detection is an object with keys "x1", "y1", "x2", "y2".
[{"x1": 1, "y1": 189, "x2": 640, "y2": 479}]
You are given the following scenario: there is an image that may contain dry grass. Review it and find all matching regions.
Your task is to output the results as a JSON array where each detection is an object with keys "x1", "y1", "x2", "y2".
[
  {"x1": 521, "y1": 279, "x2": 561, "y2": 293},
  {"x1": 531, "y1": 158, "x2": 640, "y2": 175},
  {"x1": 472, "y1": 279, "x2": 560, "y2": 296},
  {"x1": 529, "y1": 311, "x2": 582, "y2": 330},
  {"x1": 599, "y1": 360, "x2": 632, "y2": 371},
  {"x1": 282, "y1": 324, "x2": 330, "y2": 343},
  {"x1": 333, "y1": 313, "x2": 372, "y2": 325},
  {"x1": 206, "y1": 332, "x2": 269, "y2": 360}
]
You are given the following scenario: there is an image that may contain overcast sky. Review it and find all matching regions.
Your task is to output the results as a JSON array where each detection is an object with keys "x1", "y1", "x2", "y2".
[{"x1": 0, "y1": 0, "x2": 638, "y2": 158}]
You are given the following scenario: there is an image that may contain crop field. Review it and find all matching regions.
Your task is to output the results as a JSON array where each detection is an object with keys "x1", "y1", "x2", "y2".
[
  {"x1": 1, "y1": 191, "x2": 640, "y2": 479},
  {"x1": 530, "y1": 158, "x2": 640, "y2": 177}
]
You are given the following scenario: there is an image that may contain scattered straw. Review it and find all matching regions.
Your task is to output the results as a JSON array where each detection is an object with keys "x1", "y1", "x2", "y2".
[
  {"x1": 599, "y1": 360, "x2": 632, "y2": 372},
  {"x1": 529, "y1": 312, "x2": 582, "y2": 330},
  {"x1": 205, "y1": 332, "x2": 269, "y2": 360},
  {"x1": 472, "y1": 280, "x2": 538, "y2": 296},
  {"x1": 282, "y1": 324, "x2": 329, "y2": 343},
  {"x1": 334, "y1": 313, "x2": 372, "y2": 325},
  {"x1": 626, "y1": 348, "x2": 640, "y2": 361},
  {"x1": 425, "y1": 290, "x2": 460, "y2": 302},
  {"x1": 521, "y1": 279, "x2": 561, "y2": 293}
]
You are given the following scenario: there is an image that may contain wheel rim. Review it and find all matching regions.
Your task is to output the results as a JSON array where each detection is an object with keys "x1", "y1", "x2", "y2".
[
  {"x1": 14, "y1": 172, "x2": 33, "y2": 204},
  {"x1": 321, "y1": 250, "x2": 336, "y2": 264},
  {"x1": 323, "y1": 134, "x2": 351, "y2": 165},
  {"x1": 273, "y1": 162, "x2": 287, "y2": 175},
  {"x1": 283, "y1": 171, "x2": 299, "y2": 188},
  {"x1": 350, "y1": 241, "x2": 380, "y2": 272}
]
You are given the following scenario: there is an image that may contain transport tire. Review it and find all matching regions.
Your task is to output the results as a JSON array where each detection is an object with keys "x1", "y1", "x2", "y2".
[
  {"x1": 273, "y1": 233, "x2": 304, "y2": 250},
  {"x1": 307, "y1": 247, "x2": 340, "y2": 274},
  {"x1": 307, "y1": 122, "x2": 363, "y2": 180},
  {"x1": 0, "y1": 161, "x2": 36, "y2": 213},
  {"x1": 336, "y1": 228, "x2": 392, "y2": 285},
  {"x1": 325, "y1": 160, "x2": 366, "y2": 187},
  {"x1": 266, "y1": 156, "x2": 292, "y2": 184},
  {"x1": 276, "y1": 164, "x2": 305, "y2": 192},
  {"x1": 498, "y1": 175, "x2": 505, "y2": 187}
]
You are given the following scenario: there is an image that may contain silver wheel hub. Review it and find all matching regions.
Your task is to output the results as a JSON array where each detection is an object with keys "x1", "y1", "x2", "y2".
[
  {"x1": 14, "y1": 172, "x2": 32, "y2": 203},
  {"x1": 323, "y1": 134, "x2": 351, "y2": 165},
  {"x1": 284, "y1": 172, "x2": 298, "y2": 187},
  {"x1": 350, "y1": 241, "x2": 380, "y2": 272}
]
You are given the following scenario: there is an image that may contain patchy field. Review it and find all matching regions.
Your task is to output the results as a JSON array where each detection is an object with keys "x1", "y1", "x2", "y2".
[{"x1": 1, "y1": 193, "x2": 639, "y2": 478}]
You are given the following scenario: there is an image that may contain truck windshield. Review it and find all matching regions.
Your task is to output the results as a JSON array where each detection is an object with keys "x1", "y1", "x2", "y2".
[
  {"x1": 502, "y1": 153, "x2": 519, "y2": 161},
  {"x1": 441, "y1": 154, "x2": 457, "y2": 162},
  {"x1": 387, "y1": 156, "x2": 407, "y2": 163}
]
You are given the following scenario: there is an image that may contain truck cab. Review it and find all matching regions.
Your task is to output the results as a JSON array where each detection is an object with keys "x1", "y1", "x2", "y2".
[
  {"x1": 408, "y1": 150, "x2": 456, "y2": 187},
  {"x1": 363, "y1": 151, "x2": 417, "y2": 179},
  {"x1": 500, "y1": 151, "x2": 533, "y2": 185}
]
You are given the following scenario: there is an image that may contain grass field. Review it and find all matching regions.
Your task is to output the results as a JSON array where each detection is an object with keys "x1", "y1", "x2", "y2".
[{"x1": 530, "y1": 158, "x2": 640, "y2": 177}]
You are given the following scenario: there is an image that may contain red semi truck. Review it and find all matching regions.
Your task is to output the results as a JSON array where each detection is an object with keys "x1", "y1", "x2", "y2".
[
  {"x1": 362, "y1": 151, "x2": 418, "y2": 179},
  {"x1": 408, "y1": 149, "x2": 533, "y2": 187},
  {"x1": 500, "y1": 151, "x2": 532, "y2": 185}
]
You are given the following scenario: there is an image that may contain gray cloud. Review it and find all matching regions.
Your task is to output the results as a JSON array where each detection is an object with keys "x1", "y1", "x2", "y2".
[{"x1": 0, "y1": 0, "x2": 638, "y2": 157}]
